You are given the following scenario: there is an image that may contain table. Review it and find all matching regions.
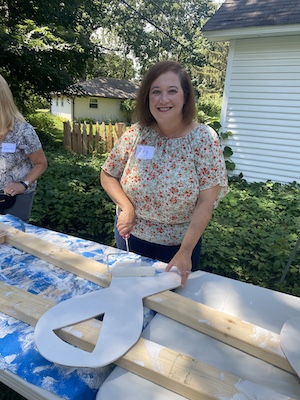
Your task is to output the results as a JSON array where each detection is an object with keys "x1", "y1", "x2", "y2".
[
  {"x1": 0, "y1": 214, "x2": 154, "y2": 400},
  {"x1": 1, "y1": 214, "x2": 300, "y2": 400},
  {"x1": 97, "y1": 267, "x2": 300, "y2": 398}
]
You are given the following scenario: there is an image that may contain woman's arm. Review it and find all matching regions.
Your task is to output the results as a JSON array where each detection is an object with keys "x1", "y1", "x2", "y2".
[
  {"x1": 4, "y1": 148, "x2": 47, "y2": 195},
  {"x1": 100, "y1": 170, "x2": 135, "y2": 236},
  {"x1": 165, "y1": 184, "x2": 221, "y2": 287},
  {"x1": 25, "y1": 148, "x2": 48, "y2": 184}
]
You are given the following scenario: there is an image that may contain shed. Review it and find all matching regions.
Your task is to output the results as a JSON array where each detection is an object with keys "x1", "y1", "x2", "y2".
[
  {"x1": 50, "y1": 77, "x2": 140, "y2": 123},
  {"x1": 202, "y1": 0, "x2": 300, "y2": 183}
]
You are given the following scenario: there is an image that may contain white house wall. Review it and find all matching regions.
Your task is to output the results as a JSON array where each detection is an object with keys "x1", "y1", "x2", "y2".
[
  {"x1": 74, "y1": 97, "x2": 124, "y2": 122},
  {"x1": 51, "y1": 96, "x2": 72, "y2": 120},
  {"x1": 221, "y1": 35, "x2": 300, "y2": 183}
]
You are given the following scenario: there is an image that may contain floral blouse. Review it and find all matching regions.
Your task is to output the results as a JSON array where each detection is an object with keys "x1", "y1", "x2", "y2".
[
  {"x1": 102, "y1": 123, "x2": 228, "y2": 245},
  {"x1": 0, "y1": 120, "x2": 42, "y2": 193}
]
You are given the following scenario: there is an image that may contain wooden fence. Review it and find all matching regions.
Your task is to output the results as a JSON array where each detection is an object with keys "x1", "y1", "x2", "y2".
[{"x1": 63, "y1": 121, "x2": 127, "y2": 155}]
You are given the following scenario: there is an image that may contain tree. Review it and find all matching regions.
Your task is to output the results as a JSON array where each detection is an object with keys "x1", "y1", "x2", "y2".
[
  {"x1": 0, "y1": 0, "x2": 99, "y2": 111},
  {"x1": 0, "y1": 0, "x2": 227, "y2": 113}
]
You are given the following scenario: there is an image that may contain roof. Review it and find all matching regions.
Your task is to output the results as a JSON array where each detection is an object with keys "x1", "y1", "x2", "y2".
[
  {"x1": 64, "y1": 77, "x2": 140, "y2": 99},
  {"x1": 202, "y1": 0, "x2": 300, "y2": 32}
]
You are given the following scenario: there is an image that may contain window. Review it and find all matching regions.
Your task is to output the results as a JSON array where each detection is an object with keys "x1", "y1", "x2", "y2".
[
  {"x1": 56, "y1": 97, "x2": 59, "y2": 107},
  {"x1": 89, "y1": 98, "x2": 98, "y2": 109},
  {"x1": 61, "y1": 97, "x2": 64, "y2": 107}
]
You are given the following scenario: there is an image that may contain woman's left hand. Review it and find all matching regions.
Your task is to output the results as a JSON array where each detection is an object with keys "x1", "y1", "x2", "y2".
[
  {"x1": 165, "y1": 251, "x2": 192, "y2": 288},
  {"x1": 4, "y1": 182, "x2": 27, "y2": 196}
]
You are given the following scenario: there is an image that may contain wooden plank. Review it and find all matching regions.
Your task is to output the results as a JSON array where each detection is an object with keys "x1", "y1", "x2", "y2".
[
  {"x1": 0, "y1": 222, "x2": 111, "y2": 288},
  {"x1": 144, "y1": 291, "x2": 294, "y2": 374},
  {"x1": 0, "y1": 222, "x2": 295, "y2": 375},
  {"x1": 88, "y1": 122, "x2": 94, "y2": 153},
  {"x1": 82, "y1": 122, "x2": 88, "y2": 155},
  {"x1": 0, "y1": 282, "x2": 295, "y2": 400}
]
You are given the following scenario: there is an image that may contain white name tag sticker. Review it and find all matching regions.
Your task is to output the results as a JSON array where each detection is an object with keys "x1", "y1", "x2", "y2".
[
  {"x1": 2, "y1": 143, "x2": 16, "y2": 153},
  {"x1": 135, "y1": 145, "x2": 155, "y2": 160}
]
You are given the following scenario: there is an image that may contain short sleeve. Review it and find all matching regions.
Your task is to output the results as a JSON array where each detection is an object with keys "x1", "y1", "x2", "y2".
[
  {"x1": 101, "y1": 124, "x2": 139, "y2": 179},
  {"x1": 196, "y1": 125, "x2": 228, "y2": 207},
  {"x1": 18, "y1": 122, "x2": 42, "y2": 154}
]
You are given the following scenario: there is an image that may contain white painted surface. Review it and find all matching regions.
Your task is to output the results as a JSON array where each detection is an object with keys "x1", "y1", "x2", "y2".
[
  {"x1": 97, "y1": 270, "x2": 300, "y2": 399},
  {"x1": 220, "y1": 35, "x2": 300, "y2": 183},
  {"x1": 281, "y1": 317, "x2": 300, "y2": 378},
  {"x1": 51, "y1": 96, "x2": 125, "y2": 122},
  {"x1": 73, "y1": 97, "x2": 125, "y2": 121},
  {"x1": 50, "y1": 95, "x2": 72, "y2": 120},
  {"x1": 34, "y1": 272, "x2": 180, "y2": 368}
]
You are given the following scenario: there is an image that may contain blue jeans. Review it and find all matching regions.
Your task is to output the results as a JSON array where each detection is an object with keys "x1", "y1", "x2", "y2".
[{"x1": 114, "y1": 218, "x2": 202, "y2": 271}]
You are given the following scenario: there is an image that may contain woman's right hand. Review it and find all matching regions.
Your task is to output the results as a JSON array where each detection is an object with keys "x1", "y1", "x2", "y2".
[{"x1": 117, "y1": 207, "x2": 135, "y2": 237}]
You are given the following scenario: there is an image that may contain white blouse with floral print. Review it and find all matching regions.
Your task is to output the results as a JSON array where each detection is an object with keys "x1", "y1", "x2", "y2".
[{"x1": 102, "y1": 123, "x2": 228, "y2": 246}]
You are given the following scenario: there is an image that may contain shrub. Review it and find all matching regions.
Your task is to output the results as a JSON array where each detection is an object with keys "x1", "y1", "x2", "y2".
[
  {"x1": 27, "y1": 112, "x2": 64, "y2": 151},
  {"x1": 30, "y1": 150, "x2": 116, "y2": 246},
  {"x1": 201, "y1": 177, "x2": 300, "y2": 296}
]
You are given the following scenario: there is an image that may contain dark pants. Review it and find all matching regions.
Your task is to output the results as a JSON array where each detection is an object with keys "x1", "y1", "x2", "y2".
[
  {"x1": 114, "y1": 219, "x2": 202, "y2": 271},
  {"x1": 2, "y1": 192, "x2": 35, "y2": 223}
]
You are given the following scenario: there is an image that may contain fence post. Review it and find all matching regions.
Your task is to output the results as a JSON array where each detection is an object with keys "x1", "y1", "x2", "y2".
[
  {"x1": 89, "y1": 122, "x2": 94, "y2": 153},
  {"x1": 64, "y1": 121, "x2": 127, "y2": 155},
  {"x1": 95, "y1": 122, "x2": 101, "y2": 153},
  {"x1": 106, "y1": 123, "x2": 112, "y2": 152},
  {"x1": 64, "y1": 121, "x2": 72, "y2": 151},
  {"x1": 82, "y1": 122, "x2": 88, "y2": 155},
  {"x1": 73, "y1": 122, "x2": 81, "y2": 153},
  {"x1": 115, "y1": 123, "x2": 126, "y2": 139}
]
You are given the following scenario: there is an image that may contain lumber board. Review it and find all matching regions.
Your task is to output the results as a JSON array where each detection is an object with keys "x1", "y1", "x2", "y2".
[
  {"x1": 0, "y1": 282, "x2": 296, "y2": 400},
  {"x1": 0, "y1": 222, "x2": 111, "y2": 288},
  {"x1": 144, "y1": 291, "x2": 294, "y2": 374},
  {"x1": 0, "y1": 222, "x2": 295, "y2": 375}
]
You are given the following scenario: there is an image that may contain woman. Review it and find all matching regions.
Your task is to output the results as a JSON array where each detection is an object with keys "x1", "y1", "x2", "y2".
[
  {"x1": 101, "y1": 60, "x2": 228, "y2": 286},
  {"x1": 0, "y1": 74, "x2": 48, "y2": 222}
]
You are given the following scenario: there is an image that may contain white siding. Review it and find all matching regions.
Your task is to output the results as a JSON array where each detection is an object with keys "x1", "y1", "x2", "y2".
[
  {"x1": 221, "y1": 35, "x2": 300, "y2": 183},
  {"x1": 74, "y1": 97, "x2": 125, "y2": 122},
  {"x1": 50, "y1": 96, "x2": 72, "y2": 120}
]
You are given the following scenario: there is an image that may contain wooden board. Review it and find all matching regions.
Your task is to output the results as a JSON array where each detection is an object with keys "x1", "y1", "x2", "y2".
[
  {"x1": 0, "y1": 222, "x2": 295, "y2": 376},
  {"x1": 0, "y1": 222, "x2": 111, "y2": 288},
  {"x1": 0, "y1": 281, "x2": 296, "y2": 400}
]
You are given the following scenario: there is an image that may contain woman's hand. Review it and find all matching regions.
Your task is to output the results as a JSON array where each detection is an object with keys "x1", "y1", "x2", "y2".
[
  {"x1": 165, "y1": 249, "x2": 192, "y2": 288},
  {"x1": 117, "y1": 208, "x2": 135, "y2": 237},
  {"x1": 4, "y1": 182, "x2": 27, "y2": 196}
]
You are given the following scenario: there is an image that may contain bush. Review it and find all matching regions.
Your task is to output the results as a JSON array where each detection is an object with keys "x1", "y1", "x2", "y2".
[
  {"x1": 27, "y1": 111, "x2": 64, "y2": 151},
  {"x1": 201, "y1": 177, "x2": 300, "y2": 296},
  {"x1": 30, "y1": 150, "x2": 116, "y2": 246},
  {"x1": 196, "y1": 93, "x2": 222, "y2": 122}
]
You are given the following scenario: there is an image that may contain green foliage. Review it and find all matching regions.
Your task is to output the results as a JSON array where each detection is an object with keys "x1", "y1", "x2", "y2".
[
  {"x1": 206, "y1": 117, "x2": 236, "y2": 172},
  {"x1": 201, "y1": 177, "x2": 300, "y2": 296},
  {"x1": 27, "y1": 111, "x2": 64, "y2": 151},
  {"x1": 30, "y1": 150, "x2": 116, "y2": 247},
  {"x1": 0, "y1": 1, "x2": 96, "y2": 109},
  {"x1": 120, "y1": 99, "x2": 136, "y2": 124},
  {"x1": 1, "y1": 0, "x2": 227, "y2": 112},
  {"x1": 196, "y1": 92, "x2": 223, "y2": 122}
]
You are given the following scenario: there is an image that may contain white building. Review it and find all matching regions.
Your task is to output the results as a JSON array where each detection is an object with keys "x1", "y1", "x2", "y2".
[
  {"x1": 202, "y1": 0, "x2": 300, "y2": 183},
  {"x1": 50, "y1": 77, "x2": 140, "y2": 123}
]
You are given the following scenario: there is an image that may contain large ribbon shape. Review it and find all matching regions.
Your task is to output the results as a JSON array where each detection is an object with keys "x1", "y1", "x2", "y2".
[{"x1": 34, "y1": 272, "x2": 181, "y2": 368}]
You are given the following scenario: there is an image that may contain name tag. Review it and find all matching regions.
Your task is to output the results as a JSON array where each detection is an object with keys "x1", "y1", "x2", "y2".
[
  {"x1": 135, "y1": 145, "x2": 155, "y2": 160},
  {"x1": 2, "y1": 143, "x2": 16, "y2": 153}
]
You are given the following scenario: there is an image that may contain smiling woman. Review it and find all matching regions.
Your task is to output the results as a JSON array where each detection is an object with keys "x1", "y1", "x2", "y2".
[{"x1": 100, "y1": 60, "x2": 228, "y2": 287}]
